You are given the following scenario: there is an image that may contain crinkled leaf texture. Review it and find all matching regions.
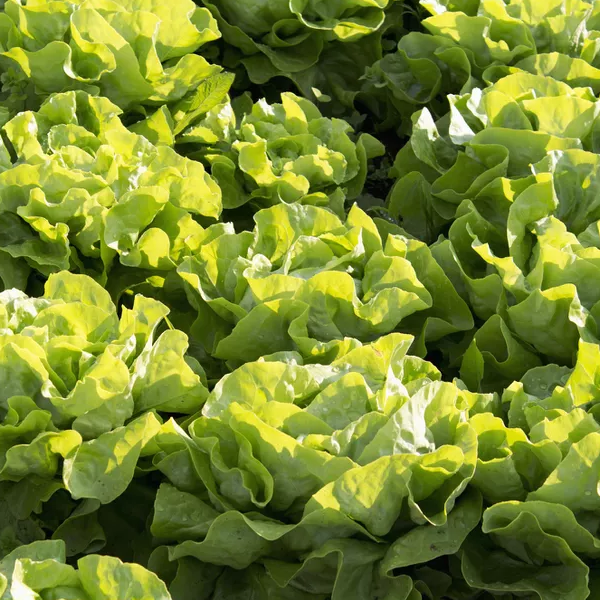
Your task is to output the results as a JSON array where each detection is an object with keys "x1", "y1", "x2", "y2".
[
  {"x1": 0, "y1": 0, "x2": 221, "y2": 113},
  {"x1": 0, "y1": 90, "x2": 222, "y2": 290},
  {"x1": 0, "y1": 539, "x2": 172, "y2": 600}
]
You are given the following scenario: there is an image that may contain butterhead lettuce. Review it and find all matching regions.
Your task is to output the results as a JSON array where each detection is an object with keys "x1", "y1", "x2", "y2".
[
  {"x1": 0, "y1": 272, "x2": 206, "y2": 559},
  {"x1": 176, "y1": 91, "x2": 385, "y2": 213},
  {"x1": 0, "y1": 90, "x2": 222, "y2": 291},
  {"x1": 0, "y1": 0, "x2": 221, "y2": 114}
]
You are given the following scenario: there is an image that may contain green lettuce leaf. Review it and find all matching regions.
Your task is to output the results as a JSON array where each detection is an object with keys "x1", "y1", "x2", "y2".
[
  {"x1": 0, "y1": 0, "x2": 221, "y2": 114},
  {"x1": 0, "y1": 90, "x2": 222, "y2": 288}
]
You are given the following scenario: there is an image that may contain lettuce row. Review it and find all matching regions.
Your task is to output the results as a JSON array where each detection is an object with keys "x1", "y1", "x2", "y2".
[
  {"x1": 0, "y1": 88, "x2": 386, "y2": 296},
  {"x1": 383, "y1": 71, "x2": 600, "y2": 391},
  {"x1": 3, "y1": 0, "x2": 600, "y2": 598},
  {"x1": 5, "y1": 273, "x2": 600, "y2": 598},
  {"x1": 318, "y1": 0, "x2": 600, "y2": 134}
]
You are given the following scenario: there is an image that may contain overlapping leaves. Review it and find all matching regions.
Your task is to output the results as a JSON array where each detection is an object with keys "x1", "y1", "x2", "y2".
[
  {"x1": 0, "y1": 90, "x2": 222, "y2": 291},
  {"x1": 0, "y1": 540, "x2": 172, "y2": 600},
  {"x1": 385, "y1": 71, "x2": 600, "y2": 393},
  {"x1": 177, "y1": 202, "x2": 473, "y2": 369},
  {"x1": 168, "y1": 91, "x2": 385, "y2": 213},
  {"x1": 0, "y1": 272, "x2": 206, "y2": 559},
  {"x1": 0, "y1": 0, "x2": 221, "y2": 115},
  {"x1": 198, "y1": 0, "x2": 397, "y2": 86},
  {"x1": 147, "y1": 333, "x2": 485, "y2": 598},
  {"x1": 145, "y1": 331, "x2": 600, "y2": 599}
]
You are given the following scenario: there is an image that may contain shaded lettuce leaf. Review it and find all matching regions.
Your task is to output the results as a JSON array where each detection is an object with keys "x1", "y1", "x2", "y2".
[
  {"x1": 360, "y1": 30, "x2": 477, "y2": 134},
  {"x1": 201, "y1": 0, "x2": 394, "y2": 86},
  {"x1": 462, "y1": 501, "x2": 600, "y2": 600}
]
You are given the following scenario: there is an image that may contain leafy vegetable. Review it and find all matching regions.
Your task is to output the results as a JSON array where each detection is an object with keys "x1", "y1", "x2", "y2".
[
  {"x1": 146, "y1": 332, "x2": 486, "y2": 598},
  {"x1": 200, "y1": 0, "x2": 395, "y2": 85},
  {"x1": 0, "y1": 90, "x2": 222, "y2": 291},
  {"x1": 3, "y1": 0, "x2": 600, "y2": 599},
  {"x1": 0, "y1": 272, "x2": 206, "y2": 558},
  {"x1": 174, "y1": 91, "x2": 385, "y2": 213},
  {"x1": 178, "y1": 202, "x2": 473, "y2": 370},
  {"x1": 0, "y1": 0, "x2": 221, "y2": 114},
  {"x1": 0, "y1": 540, "x2": 172, "y2": 600}
]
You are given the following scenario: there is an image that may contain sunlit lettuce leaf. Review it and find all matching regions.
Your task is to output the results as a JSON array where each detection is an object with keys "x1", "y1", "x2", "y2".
[
  {"x1": 177, "y1": 202, "x2": 472, "y2": 366},
  {"x1": 0, "y1": 0, "x2": 221, "y2": 114},
  {"x1": 0, "y1": 90, "x2": 222, "y2": 289},
  {"x1": 0, "y1": 539, "x2": 172, "y2": 600}
]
